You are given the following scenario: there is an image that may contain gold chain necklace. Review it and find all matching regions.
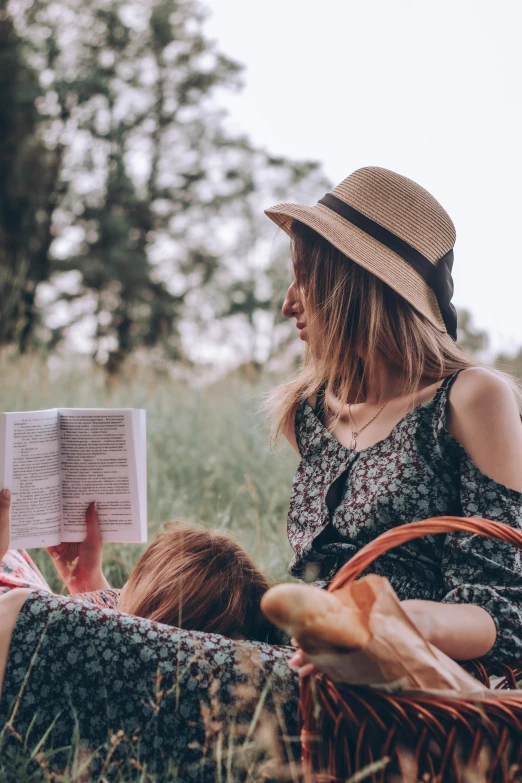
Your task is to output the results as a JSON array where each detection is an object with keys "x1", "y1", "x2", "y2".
[{"x1": 347, "y1": 397, "x2": 393, "y2": 451}]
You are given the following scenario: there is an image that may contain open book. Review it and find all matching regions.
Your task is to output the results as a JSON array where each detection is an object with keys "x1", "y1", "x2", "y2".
[{"x1": 0, "y1": 408, "x2": 147, "y2": 549}]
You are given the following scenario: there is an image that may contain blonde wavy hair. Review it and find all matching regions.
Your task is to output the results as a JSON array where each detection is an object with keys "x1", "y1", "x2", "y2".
[{"x1": 264, "y1": 220, "x2": 521, "y2": 444}]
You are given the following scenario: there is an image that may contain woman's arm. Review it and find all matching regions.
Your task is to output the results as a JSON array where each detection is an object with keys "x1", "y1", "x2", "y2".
[
  {"x1": 414, "y1": 367, "x2": 522, "y2": 660},
  {"x1": 0, "y1": 493, "x2": 33, "y2": 694},
  {"x1": 401, "y1": 600, "x2": 497, "y2": 660},
  {"x1": 0, "y1": 587, "x2": 33, "y2": 698}
]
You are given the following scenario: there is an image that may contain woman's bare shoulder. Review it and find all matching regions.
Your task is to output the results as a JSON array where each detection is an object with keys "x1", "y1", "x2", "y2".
[
  {"x1": 449, "y1": 367, "x2": 521, "y2": 435},
  {"x1": 447, "y1": 367, "x2": 522, "y2": 491},
  {"x1": 451, "y1": 366, "x2": 517, "y2": 404}
]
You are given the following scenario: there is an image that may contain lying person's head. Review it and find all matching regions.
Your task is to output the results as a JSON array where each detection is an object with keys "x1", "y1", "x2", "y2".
[{"x1": 118, "y1": 521, "x2": 279, "y2": 642}]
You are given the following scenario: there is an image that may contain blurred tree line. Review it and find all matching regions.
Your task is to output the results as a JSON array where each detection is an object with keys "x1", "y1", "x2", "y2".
[
  {"x1": 1, "y1": 0, "x2": 520, "y2": 379},
  {"x1": 0, "y1": 0, "x2": 329, "y2": 372},
  {"x1": 457, "y1": 312, "x2": 522, "y2": 380}
]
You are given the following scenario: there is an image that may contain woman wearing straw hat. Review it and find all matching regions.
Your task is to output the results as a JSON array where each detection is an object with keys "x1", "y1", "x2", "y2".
[{"x1": 263, "y1": 166, "x2": 522, "y2": 665}]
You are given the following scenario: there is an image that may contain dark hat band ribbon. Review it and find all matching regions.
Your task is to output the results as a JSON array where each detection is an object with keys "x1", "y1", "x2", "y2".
[{"x1": 318, "y1": 192, "x2": 457, "y2": 340}]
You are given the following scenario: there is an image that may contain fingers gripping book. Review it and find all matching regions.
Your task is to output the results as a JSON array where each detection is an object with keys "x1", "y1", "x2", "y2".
[{"x1": 0, "y1": 408, "x2": 147, "y2": 549}]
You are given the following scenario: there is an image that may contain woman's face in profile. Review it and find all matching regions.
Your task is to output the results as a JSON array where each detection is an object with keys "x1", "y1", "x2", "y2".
[{"x1": 282, "y1": 279, "x2": 309, "y2": 342}]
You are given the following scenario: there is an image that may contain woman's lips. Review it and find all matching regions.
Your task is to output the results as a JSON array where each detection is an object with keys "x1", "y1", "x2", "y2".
[{"x1": 296, "y1": 322, "x2": 307, "y2": 340}]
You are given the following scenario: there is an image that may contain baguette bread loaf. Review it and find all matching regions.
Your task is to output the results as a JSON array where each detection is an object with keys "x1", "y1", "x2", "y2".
[{"x1": 261, "y1": 583, "x2": 371, "y2": 653}]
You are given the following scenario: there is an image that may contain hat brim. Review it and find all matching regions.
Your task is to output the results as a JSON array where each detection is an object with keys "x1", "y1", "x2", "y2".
[{"x1": 265, "y1": 201, "x2": 446, "y2": 334}]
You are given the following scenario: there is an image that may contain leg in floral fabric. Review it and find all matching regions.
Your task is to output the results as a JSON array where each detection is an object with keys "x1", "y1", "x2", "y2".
[{"x1": 0, "y1": 550, "x2": 51, "y2": 594}]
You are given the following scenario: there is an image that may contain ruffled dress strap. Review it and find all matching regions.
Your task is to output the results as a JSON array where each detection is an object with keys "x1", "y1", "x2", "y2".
[
  {"x1": 294, "y1": 384, "x2": 335, "y2": 459},
  {"x1": 314, "y1": 382, "x2": 327, "y2": 424},
  {"x1": 431, "y1": 368, "x2": 464, "y2": 433}
]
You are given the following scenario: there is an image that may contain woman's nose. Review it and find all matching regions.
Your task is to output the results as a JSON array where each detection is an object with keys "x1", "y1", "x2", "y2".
[{"x1": 282, "y1": 283, "x2": 302, "y2": 320}]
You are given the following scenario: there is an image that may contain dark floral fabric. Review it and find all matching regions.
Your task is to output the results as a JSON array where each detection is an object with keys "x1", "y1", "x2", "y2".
[
  {"x1": 0, "y1": 591, "x2": 298, "y2": 780},
  {"x1": 289, "y1": 369, "x2": 522, "y2": 663}
]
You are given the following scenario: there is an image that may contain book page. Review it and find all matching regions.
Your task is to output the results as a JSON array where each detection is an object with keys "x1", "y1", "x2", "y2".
[
  {"x1": 133, "y1": 408, "x2": 148, "y2": 541},
  {"x1": 0, "y1": 409, "x2": 62, "y2": 549},
  {"x1": 59, "y1": 409, "x2": 145, "y2": 543}
]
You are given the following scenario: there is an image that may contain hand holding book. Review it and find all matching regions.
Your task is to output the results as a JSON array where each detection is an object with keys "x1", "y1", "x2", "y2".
[
  {"x1": 0, "y1": 407, "x2": 147, "y2": 549},
  {"x1": 1, "y1": 489, "x2": 111, "y2": 593},
  {"x1": 47, "y1": 501, "x2": 110, "y2": 593}
]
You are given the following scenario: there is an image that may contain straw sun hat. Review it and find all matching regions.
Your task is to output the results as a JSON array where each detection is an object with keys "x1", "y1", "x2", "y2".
[{"x1": 265, "y1": 166, "x2": 458, "y2": 339}]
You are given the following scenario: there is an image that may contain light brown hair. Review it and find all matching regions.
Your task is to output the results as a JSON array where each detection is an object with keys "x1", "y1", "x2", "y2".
[
  {"x1": 118, "y1": 521, "x2": 278, "y2": 642},
  {"x1": 264, "y1": 220, "x2": 521, "y2": 443}
]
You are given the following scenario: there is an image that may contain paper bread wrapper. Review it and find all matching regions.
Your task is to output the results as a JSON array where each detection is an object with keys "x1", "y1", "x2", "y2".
[{"x1": 307, "y1": 575, "x2": 488, "y2": 694}]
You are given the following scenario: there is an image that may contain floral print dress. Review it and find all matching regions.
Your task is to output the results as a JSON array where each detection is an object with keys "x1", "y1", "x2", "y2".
[
  {"x1": 2, "y1": 367, "x2": 522, "y2": 777},
  {"x1": 0, "y1": 549, "x2": 50, "y2": 593},
  {"x1": 0, "y1": 551, "x2": 121, "y2": 608},
  {"x1": 288, "y1": 369, "x2": 522, "y2": 663},
  {"x1": 0, "y1": 591, "x2": 298, "y2": 780},
  {"x1": 0, "y1": 527, "x2": 296, "y2": 777}
]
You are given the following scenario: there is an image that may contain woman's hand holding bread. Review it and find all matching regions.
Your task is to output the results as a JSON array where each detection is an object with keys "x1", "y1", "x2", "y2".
[{"x1": 261, "y1": 582, "x2": 371, "y2": 656}]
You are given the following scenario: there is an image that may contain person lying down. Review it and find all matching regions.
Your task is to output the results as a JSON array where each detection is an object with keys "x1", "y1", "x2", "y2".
[
  {"x1": 84, "y1": 503, "x2": 492, "y2": 692},
  {"x1": 0, "y1": 494, "x2": 283, "y2": 644},
  {"x1": 0, "y1": 494, "x2": 495, "y2": 692},
  {"x1": 117, "y1": 520, "x2": 284, "y2": 643}
]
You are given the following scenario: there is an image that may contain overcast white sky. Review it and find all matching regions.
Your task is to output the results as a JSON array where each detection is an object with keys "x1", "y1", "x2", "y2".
[{"x1": 204, "y1": 0, "x2": 522, "y2": 356}]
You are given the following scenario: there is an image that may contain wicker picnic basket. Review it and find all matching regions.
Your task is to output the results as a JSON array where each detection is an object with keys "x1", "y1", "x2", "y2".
[{"x1": 299, "y1": 517, "x2": 522, "y2": 783}]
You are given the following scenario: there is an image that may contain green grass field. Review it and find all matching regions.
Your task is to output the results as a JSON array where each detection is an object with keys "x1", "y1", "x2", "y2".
[
  {"x1": 3, "y1": 351, "x2": 521, "y2": 782},
  {"x1": 0, "y1": 352, "x2": 303, "y2": 782},
  {"x1": 0, "y1": 351, "x2": 299, "y2": 592}
]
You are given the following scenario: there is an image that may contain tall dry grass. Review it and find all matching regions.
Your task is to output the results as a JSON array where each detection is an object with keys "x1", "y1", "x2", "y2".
[
  {"x1": 0, "y1": 351, "x2": 303, "y2": 782},
  {"x1": 0, "y1": 350, "x2": 299, "y2": 591}
]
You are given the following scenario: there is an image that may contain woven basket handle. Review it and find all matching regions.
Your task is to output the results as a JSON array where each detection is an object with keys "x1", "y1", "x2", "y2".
[{"x1": 328, "y1": 516, "x2": 522, "y2": 593}]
